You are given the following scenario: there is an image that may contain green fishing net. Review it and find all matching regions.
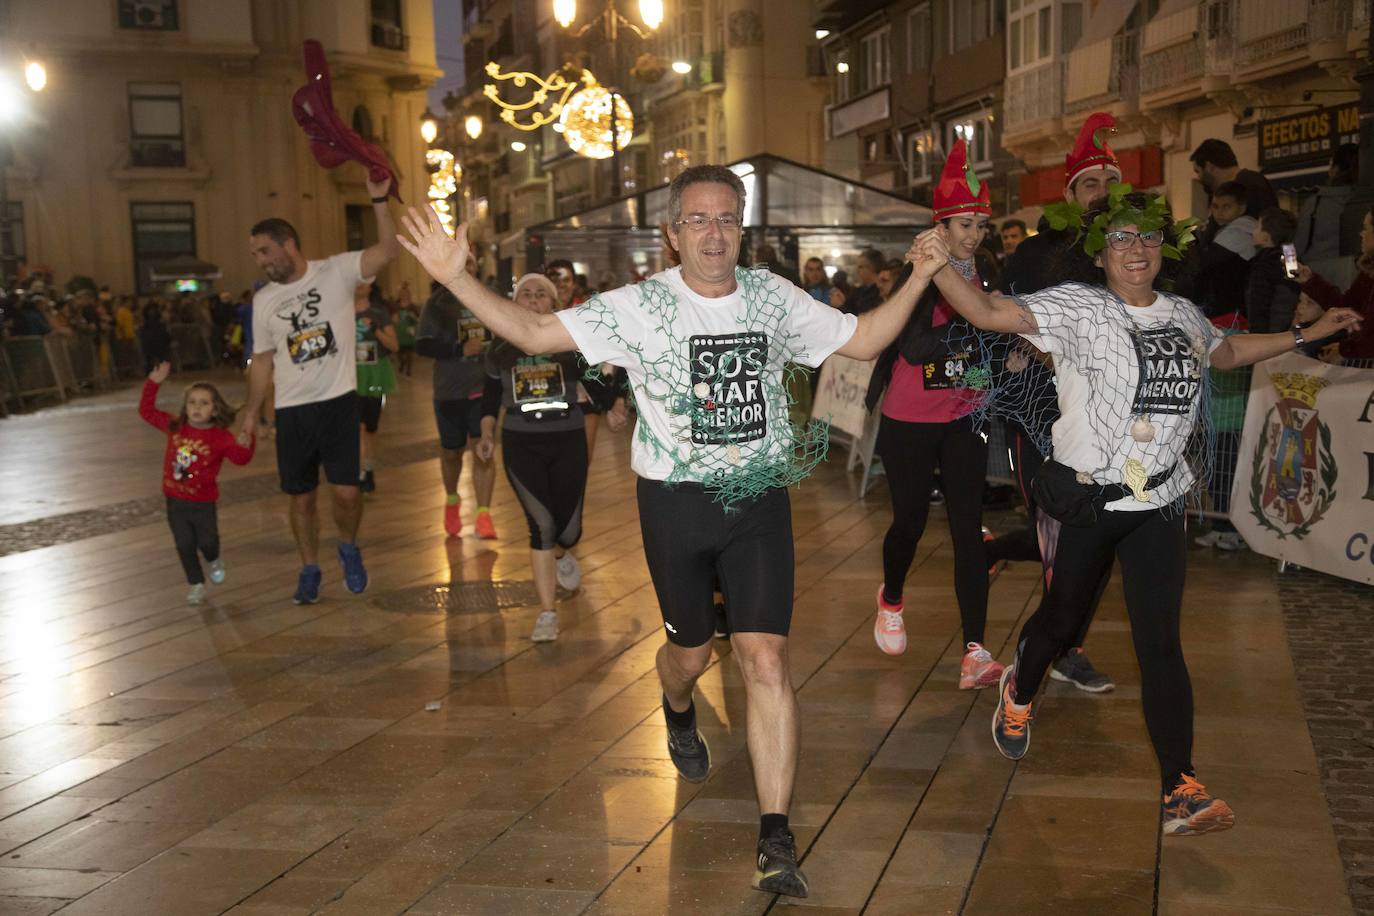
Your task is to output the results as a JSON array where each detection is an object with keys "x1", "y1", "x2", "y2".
[{"x1": 578, "y1": 266, "x2": 829, "y2": 506}]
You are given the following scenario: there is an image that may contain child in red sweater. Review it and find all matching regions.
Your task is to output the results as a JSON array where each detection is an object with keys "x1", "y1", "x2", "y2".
[{"x1": 139, "y1": 362, "x2": 255, "y2": 604}]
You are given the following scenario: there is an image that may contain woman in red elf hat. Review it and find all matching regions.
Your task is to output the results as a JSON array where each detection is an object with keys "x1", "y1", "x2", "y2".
[{"x1": 863, "y1": 138, "x2": 1006, "y2": 690}]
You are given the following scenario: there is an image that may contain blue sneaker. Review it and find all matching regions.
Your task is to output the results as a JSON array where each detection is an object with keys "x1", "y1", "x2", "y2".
[
  {"x1": 337, "y1": 542, "x2": 368, "y2": 594},
  {"x1": 293, "y1": 565, "x2": 321, "y2": 605}
]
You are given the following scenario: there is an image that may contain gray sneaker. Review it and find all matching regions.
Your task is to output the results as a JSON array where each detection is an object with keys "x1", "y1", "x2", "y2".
[
  {"x1": 662, "y1": 695, "x2": 711, "y2": 782},
  {"x1": 530, "y1": 610, "x2": 559, "y2": 642},
  {"x1": 208, "y1": 559, "x2": 226, "y2": 585},
  {"x1": 186, "y1": 583, "x2": 205, "y2": 606},
  {"x1": 1049, "y1": 649, "x2": 1114, "y2": 693}
]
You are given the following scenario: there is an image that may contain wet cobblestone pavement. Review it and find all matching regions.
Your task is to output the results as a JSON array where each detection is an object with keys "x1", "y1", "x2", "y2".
[
  {"x1": 1279, "y1": 567, "x2": 1374, "y2": 915},
  {"x1": 0, "y1": 437, "x2": 443, "y2": 558}
]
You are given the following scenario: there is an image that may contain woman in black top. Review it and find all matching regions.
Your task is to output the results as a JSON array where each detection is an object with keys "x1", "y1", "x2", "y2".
[{"x1": 476, "y1": 273, "x2": 588, "y2": 643}]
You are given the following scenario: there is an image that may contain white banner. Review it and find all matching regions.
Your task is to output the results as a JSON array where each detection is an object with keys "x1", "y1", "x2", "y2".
[
  {"x1": 1231, "y1": 352, "x2": 1374, "y2": 585},
  {"x1": 811, "y1": 355, "x2": 876, "y2": 440}
]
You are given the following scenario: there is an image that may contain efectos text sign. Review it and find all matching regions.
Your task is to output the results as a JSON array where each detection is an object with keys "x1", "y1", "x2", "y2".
[{"x1": 1259, "y1": 103, "x2": 1359, "y2": 173}]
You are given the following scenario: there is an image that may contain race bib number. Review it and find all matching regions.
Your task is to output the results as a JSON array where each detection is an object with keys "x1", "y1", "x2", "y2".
[
  {"x1": 287, "y1": 323, "x2": 336, "y2": 365},
  {"x1": 459, "y1": 313, "x2": 487, "y2": 342},
  {"x1": 356, "y1": 340, "x2": 379, "y2": 364},
  {"x1": 512, "y1": 360, "x2": 565, "y2": 403},
  {"x1": 923, "y1": 350, "x2": 970, "y2": 390},
  {"x1": 690, "y1": 333, "x2": 768, "y2": 445}
]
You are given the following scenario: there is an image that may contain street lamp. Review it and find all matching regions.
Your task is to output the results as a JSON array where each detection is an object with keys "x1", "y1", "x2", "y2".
[
  {"x1": 464, "y1": 114, "x2": 483, "y2": 140},
  {"x1": 554, "y1": 0, "x2": 662, "y2": 195},
  {"x1": 1, "y1": 59, "x2": 46, "y2": 282},
  {"x1": 23, "y1": 62, "x2": 46, "y2": 93},
  {"x1": 420, "y1": 108, "x2": 439, "y2": 145},
  {"x1": 671, "y1": 60, "x2": 692, "y2": 74}
]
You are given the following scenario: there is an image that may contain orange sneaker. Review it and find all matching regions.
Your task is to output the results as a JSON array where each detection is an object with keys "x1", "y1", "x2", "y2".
[
  {"x1": 1162, "y1": 775, "x2": 1235, "y2": 837},
  {"x1": 443, "y1": 501, "x2": 462, "y2": 537},
  {"x1": 474, "y1": 510, "x2": 498, "y2": 540}
]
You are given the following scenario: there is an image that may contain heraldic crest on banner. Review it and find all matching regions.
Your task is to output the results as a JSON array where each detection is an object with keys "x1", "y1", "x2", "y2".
[{"x1": 1249, "y1": 373, "x2": 1337, "y2": 539}]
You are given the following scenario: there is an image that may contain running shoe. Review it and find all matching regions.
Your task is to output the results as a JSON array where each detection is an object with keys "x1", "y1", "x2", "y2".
[
  {"x1": 530, "y1": 610, "x2": 559, "y2": 642},
  {"x1": 474, "y1": 510, "x2": 498, "y2": 540},
  {"x1": 187, "y1": 583, "x2": 205, "y2": 606},
  {"x1": 1215, "y1": 531, "x2": 1248, "y2": 552},
  {"x1": 292, "y1": 566, "x2": 321, "y2": 605},
  {"x1": 874, "y1": 586, "x2": 907, "y2": 656},
  {"x1": 983, "y1": 526, "x2": 1006, "y2": 581},
  {"x1": 1162, "y1": 775, "x2": 1235, "y2": 837},
  {"x1": 337, "y1": 543, "x2": 368, "y2": 594},
  {"x1": 713, "y1": 601, "x2": 730, "y2": 639},
  {"x1": 1193, "y1": 530, "x2": 1221, "y2": 548},
  {"x1": 208, "y1": 559, "x2": 226, "y2": 585},
  {"x1": 443, "y1": 500, "x2": 462, "y2": 538},
  {"x1": 960, "y1": 642, "x2": 1004, "y2": 689},
  {"x1": 752, "y1": 828, "x2": 810, "y2": 898},
  {"x1": 662, "y1": 694, "x2": 711, "y2": 782},
  {"x1": 992, "y1": 663, "x2": 1032, "y2": 760},
  {"x1": 1049, "y1": 648, "x2": 1114, "y2": 693},
  {"x1": 556, "y1": 552, "x2": 582, "y2": 592},
  {"x1": 360, "y1": 469, "x2": 376, "y2": 493}
]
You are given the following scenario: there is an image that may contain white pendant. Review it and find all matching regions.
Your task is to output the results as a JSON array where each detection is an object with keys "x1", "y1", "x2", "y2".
[
  {"x1": 693, "y1": 382, "x2": 710, "y2": 399},
  {"x1": 726, "y1": 444, "x2": 741, "y2": 465},
  {"x1": 1130, "y1": 416, "x2": 1156, "y2": 443}
]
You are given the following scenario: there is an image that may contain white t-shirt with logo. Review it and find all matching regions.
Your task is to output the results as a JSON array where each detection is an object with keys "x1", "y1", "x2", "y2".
[
  {"x1": 252, "y1": 251, "x2": 372, "y2": 409},
  {"x1": 557, "y1": 266, "x2": 858, "y2": 482},
  {"x1": 1017, "y1": 282, "x2": 1223, "y2": 511}
]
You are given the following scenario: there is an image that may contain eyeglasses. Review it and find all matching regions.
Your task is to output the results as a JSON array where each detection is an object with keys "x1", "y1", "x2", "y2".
[
  {"x1": 1105, "y1": 229, "x2": 1165, "y2": 251},
  {"x1": 674, "y1": 214, "x2": 741, "y2": 231}
]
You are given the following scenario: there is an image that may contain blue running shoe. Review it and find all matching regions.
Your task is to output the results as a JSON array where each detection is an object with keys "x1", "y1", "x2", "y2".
[
  {"x1": 293, "y1": 565, "x2": 321, "y2": 605},
  {"x1": 337, "y1": 542, "x2": 368, "y2": 594}
]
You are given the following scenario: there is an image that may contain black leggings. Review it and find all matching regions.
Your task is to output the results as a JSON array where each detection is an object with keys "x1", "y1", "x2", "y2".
[
  {"x1": 1013, "y1": 506, "x2": 1192, "y2": 792},
  {"x1": 876, "y1": 414, "x2": 989, "y2": 645},
  {"x1": 166, "y1": 497, "x2": 219, "y2": 585},
  {"x1": 501, "y1": 428, "x2": 588, "y2": 551}
]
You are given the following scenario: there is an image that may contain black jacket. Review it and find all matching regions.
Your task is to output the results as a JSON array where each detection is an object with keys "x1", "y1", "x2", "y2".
[
  {"x1": 1245, "y1": 247, "x2": 1301, "y2": 333},
  {"x1": 864, "y1": 271, "x2": 967, "y2": 411}
]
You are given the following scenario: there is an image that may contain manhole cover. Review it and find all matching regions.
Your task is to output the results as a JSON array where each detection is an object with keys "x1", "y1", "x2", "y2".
[{"x1": 371, "y1": 580, "x2": 542, "y2": 613}]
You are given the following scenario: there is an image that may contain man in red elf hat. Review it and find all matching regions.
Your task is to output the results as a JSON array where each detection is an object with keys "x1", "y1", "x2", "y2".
[{"x1": 984, "y1": 113, "x2": 1122, "y2": 694}]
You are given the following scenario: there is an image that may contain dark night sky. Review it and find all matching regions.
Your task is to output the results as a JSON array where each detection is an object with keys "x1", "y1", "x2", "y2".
[{"x1": 430, "y1": 0, "x2": 465, "y2": 110}]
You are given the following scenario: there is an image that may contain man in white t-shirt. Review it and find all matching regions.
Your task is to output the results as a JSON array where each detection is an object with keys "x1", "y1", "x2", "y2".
[
  {"x1": 236, "y1": 176, "x2": 399, "y2": 605},
  {"x1": 397, "y1": 165, "x2": 946, "y2": 898}
]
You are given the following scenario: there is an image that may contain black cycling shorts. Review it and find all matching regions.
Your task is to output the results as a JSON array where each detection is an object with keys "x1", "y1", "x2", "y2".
[
  {"x1": 434, "y1": 397, "x2": 484, "y2": 450},
  {"x1": 358, "y1": 395, "x2": 384, "y2": 433},
  {"x1": 637, "y1": 478, "x2": 795, "y2": 647},
  {"x1": 274, "y1": 391, "x2": 360, "y2": 495}
]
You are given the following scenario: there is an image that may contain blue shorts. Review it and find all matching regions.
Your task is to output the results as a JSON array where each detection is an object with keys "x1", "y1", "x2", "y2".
[{"x1": 434, "y1": 397, "x2": 484, "y2": 450}]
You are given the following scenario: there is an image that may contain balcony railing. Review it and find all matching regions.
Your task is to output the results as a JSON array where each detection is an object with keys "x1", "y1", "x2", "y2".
[
  {"x1": 1141, "y1": 37, "x2": 1204, "y2": 96},
  {"x1": 1235, "y1": 0, "x2": 1309, "y2": 66},
  {"x1": 1064, "y1": 32, "x2": 1138, "y2": 116},
  {"x1": 1310, "y1": 0, "x2": 1355, "y2": 43},
  {"x1": 1004, "y1": 60, "x2": 1064, "y2": 133}
]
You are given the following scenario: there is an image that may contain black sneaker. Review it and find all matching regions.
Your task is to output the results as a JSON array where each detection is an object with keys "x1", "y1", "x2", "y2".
[
  {"x1": 1049, "y1": 648, "x2": 1114, "y2": 693},
  {"x1": 753, "y1": 828, "x2": 809, "y2": 898},
  {"x1": 360, "y1": 469, "x2": 376, "y2": 493},
  {"x1": 992, "y1": 664, "x2": 1032, "y2": 761},
  {"x1": 662, "y1": 695, "x2": 711, "y2": 782}
]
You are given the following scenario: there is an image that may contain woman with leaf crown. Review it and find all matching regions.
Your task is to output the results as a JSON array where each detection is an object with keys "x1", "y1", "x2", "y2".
[{"x1": 915, "y1": 180, "x2": 1362, "y2": 838}]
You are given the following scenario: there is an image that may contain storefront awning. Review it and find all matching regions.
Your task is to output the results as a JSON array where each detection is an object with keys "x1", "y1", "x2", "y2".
[{"x1": 529, "y1": 154, "x2": 932, "y2": 232}]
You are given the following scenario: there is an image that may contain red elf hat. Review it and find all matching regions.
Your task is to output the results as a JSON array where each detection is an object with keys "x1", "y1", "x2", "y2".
[
  {"x1": 1064, "y1": 112, "x2": 1122, "y2": 189},
  {"x1": 933, "y1": 138, "x2": 991, "y2": 219}
]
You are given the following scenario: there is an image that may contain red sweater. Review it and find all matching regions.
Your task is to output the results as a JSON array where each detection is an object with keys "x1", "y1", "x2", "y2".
[
  {"x1": 1301, "y1": 266, "x2": 1374, "y2": 360},
  {"x1": 139, "y1": 380, "x2": 255, "y2": 502}
]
